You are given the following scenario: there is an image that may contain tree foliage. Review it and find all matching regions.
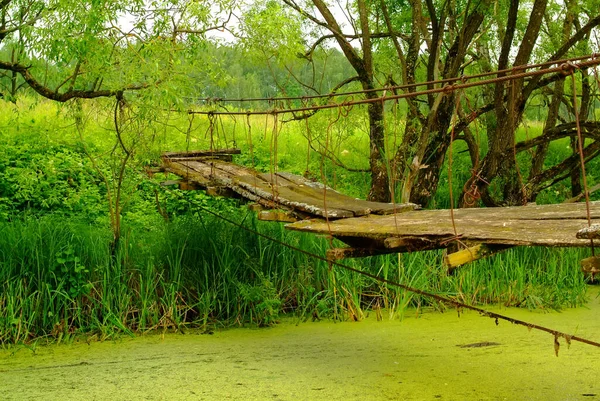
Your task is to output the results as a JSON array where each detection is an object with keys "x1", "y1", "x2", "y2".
[
  {"x1": 1, "y1": 0, "x2": 599, "y2": 208},
  {"x1": 248, "y1": 0, "x2": 600, "y2": 206}
]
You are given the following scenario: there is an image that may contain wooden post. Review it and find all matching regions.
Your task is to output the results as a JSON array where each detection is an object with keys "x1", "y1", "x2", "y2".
[{"x1": 581, "y1": 256, "x2": 600, "y2": 277}]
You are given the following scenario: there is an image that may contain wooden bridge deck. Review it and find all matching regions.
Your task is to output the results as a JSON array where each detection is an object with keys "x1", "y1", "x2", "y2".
[
  {"x1": 286, "y1": 202, "x2": 600, "y2": 248},
  {"x1": 161, "y1": 149, "x2": 418, "y2": 219},
  {"x1": 160, "y1": 150, "x2": 599, "y2": 268}
]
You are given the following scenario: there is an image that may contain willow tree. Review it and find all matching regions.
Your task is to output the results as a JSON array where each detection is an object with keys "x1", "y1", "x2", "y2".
[
  {"x1": 0, "y1": 0, "x2": 234, "y2": 248},
  {"x1": 260, "y1": 0, "x2": 600, "y2": 206}
]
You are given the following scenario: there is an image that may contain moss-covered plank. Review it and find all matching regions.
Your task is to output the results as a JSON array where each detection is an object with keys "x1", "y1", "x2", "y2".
[{"x1": 286, "y1": 204, "x2": 600, "y2": 248}]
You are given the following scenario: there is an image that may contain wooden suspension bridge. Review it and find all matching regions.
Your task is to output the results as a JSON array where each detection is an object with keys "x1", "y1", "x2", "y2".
[{"x1": 158, "y1": 149, "x2": 600, "y2": 273}]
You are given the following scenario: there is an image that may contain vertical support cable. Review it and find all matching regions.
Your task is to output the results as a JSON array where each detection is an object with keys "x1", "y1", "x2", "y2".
[{"x1": 570, "y1": 69, "x2": 595, "y2": 255}]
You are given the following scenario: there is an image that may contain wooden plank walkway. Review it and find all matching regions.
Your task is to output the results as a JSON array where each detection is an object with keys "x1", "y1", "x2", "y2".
[
  {"x1": 161, "y1": 150, "x2": 598, "y2": 266},
  {"x1": 286, "y1": 202, "x2": 600, "y2": 249},
  {"x1": 161, "y1": 150, "x2": 418, "y2": 219}
]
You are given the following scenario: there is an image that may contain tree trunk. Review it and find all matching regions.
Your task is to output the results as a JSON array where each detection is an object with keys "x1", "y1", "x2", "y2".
[
  {"x1": 409, "y1": 93, "x2": 456, "y2": 206},
  {"x1": 477, "y1": 0, "x2": 548, "y2": 205},
  {"x1": 408, "y1": 3, "x2": 487, "y2": 206},
  {"x1": 366, "y1": 96, "x2": 390, "y2": 202}
]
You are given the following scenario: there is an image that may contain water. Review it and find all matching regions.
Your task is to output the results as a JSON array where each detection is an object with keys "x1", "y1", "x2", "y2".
[{"x1": 2, "y1": 291, "x2": 600, "y2": 400}]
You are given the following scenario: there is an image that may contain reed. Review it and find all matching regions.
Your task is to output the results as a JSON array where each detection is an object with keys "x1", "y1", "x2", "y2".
[{"x1": 0, "y1": 212, "x2": 589, "y2": 345}]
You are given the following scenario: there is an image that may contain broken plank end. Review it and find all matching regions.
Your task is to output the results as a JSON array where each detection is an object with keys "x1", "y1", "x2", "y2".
[
  {"x1": 576, "y1": 224, "x2": 600, "y2": 240},
  {"x1": 581, "y1": 256, "x2": 600, "y2": 274},
  {"x1": 258, "y1": 210, "x2": 298, "y2": 223},
  {"x1": 444, "y1": 244, "x2": 512, "y2": 269}
]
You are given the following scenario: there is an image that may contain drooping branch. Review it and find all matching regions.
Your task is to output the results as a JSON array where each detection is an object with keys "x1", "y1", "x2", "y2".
[
  {"x1": 0, "y1": 61, "x2": 154, "y2": 102},
  {"x1": 306, "y1": 136, "x2": 370, "y2": 173},
  {"x1": 308, "y1": 0, "x2": 365, "y2": 81},
  {"x1": 303, "y1": 31, "x2": 410, "y2": 59},
  {"x1": 515, "y1": 122, "x2": 600, "y2": 152},
  {"x1": 523, "y1": 13, "x2": 600, "y2": 99},
  {"x1": 280, "y1": 0, "x2": 330, "y2": 31},
  {"x1": 528, "y1": 140, "x2": 600, "y2": 195},
  {"x1": 284, "y1": 75, "x2": 360, "y2": 122},
  {"x1": 174, "y1": 10, "x2": 234, "y2": 35}
]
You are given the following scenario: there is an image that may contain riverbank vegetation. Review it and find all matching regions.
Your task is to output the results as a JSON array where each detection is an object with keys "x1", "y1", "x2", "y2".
[
  {"x1": 0, "y1": 99, "x2": 593, "y2": 345},
  {"x1": 0, "y1": 0, "x2": 599, "y2": 345}
]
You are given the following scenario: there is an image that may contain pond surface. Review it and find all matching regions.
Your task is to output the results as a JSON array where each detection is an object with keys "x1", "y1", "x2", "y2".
[{"x1": 2, "y1": 292, "x2": 600, "y2": 401}]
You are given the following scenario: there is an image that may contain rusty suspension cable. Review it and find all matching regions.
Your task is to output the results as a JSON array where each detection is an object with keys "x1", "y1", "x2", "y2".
[
  {"x1": 195, "y1": 54, "x2": 599, "y2": 104},
  {"x1": 187, "y1": 58, "x2": 600, "y2": 116}
]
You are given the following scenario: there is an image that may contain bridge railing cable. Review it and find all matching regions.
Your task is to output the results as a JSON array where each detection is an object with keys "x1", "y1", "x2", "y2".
[{"x1": 185, "y1": 56, "x2": 600, "y2": 116}]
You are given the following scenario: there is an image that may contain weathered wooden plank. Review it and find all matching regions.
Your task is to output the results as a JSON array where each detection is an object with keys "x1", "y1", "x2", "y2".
[
  {"x1": 208, "y1": 161, "x2": 263, "y2": 179},
  {"x1": 236, "y1": 175, "x2": 354, "y2": 218},
  {"x1": 275, "y1": 172, "x2": 419, "y2": 215},
  {"x1": 166, "y1": 159, "x2": 351, "y2": 218},
  {"x1": 162, "y1": 152, "x2": 600, "y2": 251},
  {"x1": 286, "y1": 204, "x2": 600, "y2": 248},
  {"x1": 444, "y1": 244, "x2": 512, "y2": 269},
  {"x1": 164, "y1": 157, "x2": 417, "y2": 220},
  {"x1": 161, "y1": 162, "x2": 212, "y2": 187},
  {"x1": 576, "y1": 224, "x2": 600, "y2": 239},
  {"x1": 360, "y1": 201, "x2": 419, "y2": 215},
  {"x1": 272, "y1": 172, "x2": 371, "y2": 216},
  {"x1": 170, "y1": 161, "x2": 280, "y2": 209}
]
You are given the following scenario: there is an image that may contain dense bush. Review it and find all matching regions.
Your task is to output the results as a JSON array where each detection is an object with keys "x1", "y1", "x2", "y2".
[{"x1": 0, "y1": 139, "x2": 105, "y2": 221}]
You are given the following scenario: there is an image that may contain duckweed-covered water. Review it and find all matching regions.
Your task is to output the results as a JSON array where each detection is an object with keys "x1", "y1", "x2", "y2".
[{"x1": 2, "y1": 291, "x2": 600, "y2": 401}]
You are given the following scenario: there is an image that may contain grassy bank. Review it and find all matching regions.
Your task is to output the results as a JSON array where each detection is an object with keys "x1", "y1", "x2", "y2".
[{"x1": 0, "y1": 212, "x2": 589, "y2": 345}]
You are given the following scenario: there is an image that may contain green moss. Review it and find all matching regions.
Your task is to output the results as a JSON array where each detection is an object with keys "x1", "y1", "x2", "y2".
[{"x1": 2, "y1": 288, "x2": 599, "y2": 400}]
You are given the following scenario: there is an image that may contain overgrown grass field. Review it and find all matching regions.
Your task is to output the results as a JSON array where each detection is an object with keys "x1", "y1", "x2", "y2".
[{"x1": 0, "y1": 98, "x2": 596, "y2": 345}]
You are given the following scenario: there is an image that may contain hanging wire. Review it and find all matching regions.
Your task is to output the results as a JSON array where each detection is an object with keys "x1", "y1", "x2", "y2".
[
  {"x1": 182, "y1": 196, "x2": 600, "y2": 351},
  {"x1": 245, "y1": 112, "x2": 258, "y2": 189},
  {"x1": 570, "y1": 66, "x2": 596, "y2": 255},
  {"x1": 185, "y1": 113, "x2": 196, "y2": 152},
  {"x1": 270, "y1": 109, "x2": 280, "y2": 202},
  {"x1": 216, "y1": 113, "x2": 228, "y2": 148},
  {"x1": 207, "y1": 112, "x2": 215, "y2": 177},
  {"x1": 321, "y1": 106, "x2": 343, "y2": 242}
]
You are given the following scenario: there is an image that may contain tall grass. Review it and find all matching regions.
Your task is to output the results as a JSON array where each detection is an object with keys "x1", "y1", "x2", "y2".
[{"x1": 0, "y1": 211, "x2": 589, "y2": 345}]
